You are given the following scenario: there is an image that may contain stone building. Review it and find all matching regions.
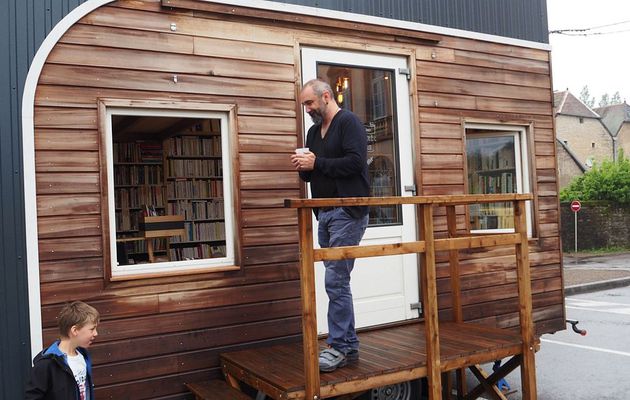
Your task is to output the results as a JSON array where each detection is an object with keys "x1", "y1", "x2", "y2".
[
  {"x1": 555, "y1": 138, "x2": 586, "y2": 189},
  {"x1": 595, "y1": 102, "x2": 630, "y2": 160},
  {"x1": 554, "y1": 90, "x2": 615, "y2": 188}
]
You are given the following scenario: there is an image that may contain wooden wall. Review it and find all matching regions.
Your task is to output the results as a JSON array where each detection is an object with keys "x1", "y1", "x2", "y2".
[{"x1": 33, "y1": 0, "x2": 563, "y2": 398}]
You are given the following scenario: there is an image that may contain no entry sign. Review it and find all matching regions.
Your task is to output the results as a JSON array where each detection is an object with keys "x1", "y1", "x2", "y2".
[{"x1": 570, "y1": 200, "x2": 581, "y2": 213}]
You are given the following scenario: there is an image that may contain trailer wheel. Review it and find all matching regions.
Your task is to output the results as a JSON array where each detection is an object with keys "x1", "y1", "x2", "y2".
[{"x1": 365, "y1": 379, "x2": 422, "y2": 400}]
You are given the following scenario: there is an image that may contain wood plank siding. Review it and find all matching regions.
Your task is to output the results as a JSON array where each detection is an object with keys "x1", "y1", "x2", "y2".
[{"x1": 32, "y1": 0, "x2": 562, "y2": 398}]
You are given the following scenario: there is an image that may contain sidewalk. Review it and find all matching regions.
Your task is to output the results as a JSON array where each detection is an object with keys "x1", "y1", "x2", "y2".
[{"x1": 563, "y1": 251, "x2": 630, "y2": 295}]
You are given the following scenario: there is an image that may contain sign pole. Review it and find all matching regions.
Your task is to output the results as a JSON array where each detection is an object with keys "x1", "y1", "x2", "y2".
[
  {"x1": 570, "y1": 200, "x2": 581, "y2": 253},
  {"x1": 574, "y1": 211, "x2": 577, "y2": 253}
]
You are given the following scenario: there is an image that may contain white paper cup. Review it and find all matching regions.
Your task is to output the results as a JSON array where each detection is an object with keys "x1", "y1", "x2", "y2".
[{"x1": 295, "y1": 147, "x2": 310, "y2": 154}]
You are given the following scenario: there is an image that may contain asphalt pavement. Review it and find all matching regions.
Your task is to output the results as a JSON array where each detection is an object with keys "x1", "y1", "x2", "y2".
[
  {"x1": 464, "y1": 251, "x2": 630, "y2": 400},
  {"x1": 563, "y1": 252, "x2": 630, "y2": 295},
  {"x1": 469, "y1": 284, "x2": 630, "y2": 400}
]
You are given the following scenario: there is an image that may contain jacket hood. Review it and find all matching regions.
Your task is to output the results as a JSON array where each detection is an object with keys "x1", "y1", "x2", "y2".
[{"x1": 35, "y1": 340, "x2": 90, "y2": 366}]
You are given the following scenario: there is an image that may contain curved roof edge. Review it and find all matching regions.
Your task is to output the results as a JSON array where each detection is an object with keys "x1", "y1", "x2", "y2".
[{"x1": 169, "y1": 0, "x2": 552, "y2": 50}]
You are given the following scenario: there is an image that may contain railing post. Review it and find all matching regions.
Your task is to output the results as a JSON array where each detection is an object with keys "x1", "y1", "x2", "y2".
[
  {"x1": 298, "y1": 207, "x2": 320, "y2": 400},
  {"x1": 513, "y1": 199, "x2": 537, "y2": 400},
  {"x1": 446, "y1": 205, "x2": 466, "y2": 398},
  {"x1": 419, "y1": 204, "x2": 442, "y2": 399}
]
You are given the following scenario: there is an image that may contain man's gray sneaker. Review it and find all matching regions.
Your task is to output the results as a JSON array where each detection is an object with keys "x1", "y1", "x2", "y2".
[
  {"x1": 319, "y1": 348, "x2": 347, "y2": 372},
  {"x1": 345, "y1": 349, "x2": 359, "y2": 362}
]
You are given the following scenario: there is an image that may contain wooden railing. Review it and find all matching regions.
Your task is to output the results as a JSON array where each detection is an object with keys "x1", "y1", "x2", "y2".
[{"x1": 284, "y1": 194, "x2": 537, "y2": 400}]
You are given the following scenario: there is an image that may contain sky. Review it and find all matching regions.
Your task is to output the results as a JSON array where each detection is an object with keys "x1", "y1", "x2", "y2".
[{"x1": 546, "y1": 0, "x2": 630, "y2": 104}]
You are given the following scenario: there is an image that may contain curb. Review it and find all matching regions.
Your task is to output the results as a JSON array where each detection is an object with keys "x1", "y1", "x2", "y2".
[{"x1": 564, "y1": 276, "x2": 630, "y2": 296}]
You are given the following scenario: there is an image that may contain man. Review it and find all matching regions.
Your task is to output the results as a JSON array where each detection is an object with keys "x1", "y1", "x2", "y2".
[{"x1": 291, "y1": 78, "x2": 370, "y2": 372}]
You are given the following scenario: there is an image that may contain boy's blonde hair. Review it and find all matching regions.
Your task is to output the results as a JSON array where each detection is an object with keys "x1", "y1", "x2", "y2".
[{"x1": 58, "y1": 301, "x2": 100, "y2": 338}]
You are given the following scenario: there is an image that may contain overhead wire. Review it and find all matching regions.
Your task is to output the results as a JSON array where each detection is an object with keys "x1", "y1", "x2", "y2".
[{"x1": 549, "y1": 19, "x2": 630, "y2": 36}]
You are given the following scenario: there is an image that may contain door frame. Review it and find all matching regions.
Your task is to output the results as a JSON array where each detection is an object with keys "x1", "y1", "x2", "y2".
[{"x1": 299, "y1": 46, "x2": 422, "y2": 330}]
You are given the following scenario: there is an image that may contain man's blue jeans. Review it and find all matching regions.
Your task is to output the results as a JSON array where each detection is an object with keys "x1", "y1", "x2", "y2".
[{"x1": 317, "y1": 207, "x2": 369, "y2": 354}]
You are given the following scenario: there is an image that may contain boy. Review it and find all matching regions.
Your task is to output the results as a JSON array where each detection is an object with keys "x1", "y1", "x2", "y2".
[{"x1": 26, "y1": 301, "x2": 99, "y2": 400}]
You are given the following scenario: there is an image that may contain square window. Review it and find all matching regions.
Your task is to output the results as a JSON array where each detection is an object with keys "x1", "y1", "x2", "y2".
[
  {"x1": 103, "y1": 105, "x2": 237, "y2": 279},
  {"x1": 465, "y1": 125, "x2": 532, "y2": 235}
]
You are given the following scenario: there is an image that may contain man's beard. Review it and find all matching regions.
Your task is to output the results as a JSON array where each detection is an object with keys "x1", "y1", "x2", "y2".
[
  {"x1": 308, "y1": 102, "x2": 327, "y2": 124},
  {"x1": 309, "y1": 110, "x2": 323, "y2": 124}
]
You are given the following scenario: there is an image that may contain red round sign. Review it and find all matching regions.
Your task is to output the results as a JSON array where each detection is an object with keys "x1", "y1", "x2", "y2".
[{"x1": 570, "y1": 200, "x2": 581, "y2": 212}]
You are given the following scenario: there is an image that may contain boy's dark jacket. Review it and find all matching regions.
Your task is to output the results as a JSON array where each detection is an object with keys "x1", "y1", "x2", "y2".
[{"x1": 25, "y1": 340, "x2": 95, "y2": 400}]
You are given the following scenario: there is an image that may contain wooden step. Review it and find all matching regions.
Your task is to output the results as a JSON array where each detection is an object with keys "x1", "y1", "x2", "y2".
[{"x1": 186, "y1": 379, "x2": 252, "y2": 400}]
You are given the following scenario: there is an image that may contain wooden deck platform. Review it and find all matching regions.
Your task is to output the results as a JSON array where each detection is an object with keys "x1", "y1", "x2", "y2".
[{"x1": 221, "y1": 320, "x2": 523, "y2": 399}]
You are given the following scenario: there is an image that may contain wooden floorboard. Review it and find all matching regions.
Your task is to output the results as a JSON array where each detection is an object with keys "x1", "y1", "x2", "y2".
[{"x1": 220, "y1": 321, "x2": 523, "y2": 399}]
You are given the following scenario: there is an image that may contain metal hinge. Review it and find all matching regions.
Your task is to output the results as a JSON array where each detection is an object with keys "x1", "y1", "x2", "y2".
[
  {"x1": 398, "y1": 68, "x2": 411, "y2": 80},
  {"x1": 410, "y1": 302, "x2": 422, "y2": 313},
  {"x1": 404, "y1": 184, "x2": 417, "y2": 195}
]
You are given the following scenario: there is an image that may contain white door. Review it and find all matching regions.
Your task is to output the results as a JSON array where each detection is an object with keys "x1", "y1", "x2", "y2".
[{"x1": 300, "y1": 47, "x2": 419, "y2": 334}]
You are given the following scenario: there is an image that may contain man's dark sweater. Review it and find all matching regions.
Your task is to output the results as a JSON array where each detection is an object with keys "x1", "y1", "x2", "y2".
[{"x1": 299, "y1": 109, "x2": 370, "y2": 219}]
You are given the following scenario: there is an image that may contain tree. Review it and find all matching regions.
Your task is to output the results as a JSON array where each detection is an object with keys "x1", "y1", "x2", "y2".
[
  {"x1": 599, "y1": 93, "x2": 610, "y2": 107},
  {"x1": 611, "y1": 91, "x2": 622, "y2": 105},
  {"x1": 560, "y1": 153, "x2": 630, "y2": 204},
  {"x1": 579, "y1": 85, "x2": 595, "y2": 108}
]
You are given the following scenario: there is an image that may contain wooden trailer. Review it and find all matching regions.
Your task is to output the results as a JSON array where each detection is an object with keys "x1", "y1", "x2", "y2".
[{"x1": 22, "y1": 0, "x2": 564, "y2": 399}]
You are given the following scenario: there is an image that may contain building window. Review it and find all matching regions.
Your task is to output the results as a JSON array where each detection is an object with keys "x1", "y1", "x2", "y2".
[
  {"x1": 591, "y1": 142, "x2": 596, "y2": 148},
  {"x1": 465, "y1": 124, "x2": 532, "y2": 234},
  {"x1": 586, "y1": 156, "x2": 594, "y2": 167},
  {"x1": 101, "y1": 102, "x2": 238, "y2": 279}
]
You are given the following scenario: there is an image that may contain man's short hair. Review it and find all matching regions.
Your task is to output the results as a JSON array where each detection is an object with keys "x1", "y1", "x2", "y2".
[
  {"x1": 303, "y1": 78, "x2": 333, "y2": 98},
  {"x1": 58, "y1": 301, "x2": 100, "y2": 338}
]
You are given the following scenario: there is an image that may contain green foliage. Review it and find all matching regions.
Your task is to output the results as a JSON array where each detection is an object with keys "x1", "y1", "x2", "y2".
[{"x1": 560, "y1": 154, "x2": 630, "y2": 203}]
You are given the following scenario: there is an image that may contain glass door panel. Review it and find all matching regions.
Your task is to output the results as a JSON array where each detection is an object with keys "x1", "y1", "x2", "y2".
[{"x1": 316, "y1": 64, "x2": 401, "y2": 226}]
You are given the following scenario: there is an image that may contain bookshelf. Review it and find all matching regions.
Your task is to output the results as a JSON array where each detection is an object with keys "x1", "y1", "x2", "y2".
[
  {"x1": 113, "y1": 119, "x2": 226, "y2": 264},
  {"x1": 467, "y1": 139, "x2": 517, "y2": 230},
  {"x1": 114, "y1": 141, "x2": 167, "y2": 264},
  {"x1": 164, "y1": 130, "x2": 226, "y2": 261}
]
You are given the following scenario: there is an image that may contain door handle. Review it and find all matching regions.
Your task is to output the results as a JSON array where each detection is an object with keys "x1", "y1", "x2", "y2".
[{"x1": 404, "y1": 185, "x2": 417, "y2": 195}]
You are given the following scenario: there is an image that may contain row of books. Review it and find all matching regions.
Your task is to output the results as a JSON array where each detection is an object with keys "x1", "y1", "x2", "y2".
[
  {"x1": 469, "y1": 202, "x2": 515, "y2": 230},
  {"x1": 171, "y1": 222, "x2": 226, "y2": 243},
  {"x1": 167, "y1": 136, "x2": 222, "y2": 157},
  {"x1": 167, "y1": 159, "x2": 222, "y2": 177},
  {"x1": 170, "y1": 244, "x2": 226, "y2": 261},
  {"x1": 115, "y1": 211, "x2": 139, "y2": 232},
  {"x1": 115, "y1": 187, "x2": 165, "y2": 209},
  {"x1": 168, "y1": 199, "x2": 225, "y2": 220},
  {"x1": 122, "y1": 238, "x2": 168, "y2": 255},
  {"x1": 166, "y1": 180, "x2": 224, "y2": 199},
  {"x1": 113, "y1": 142, "x2": 163, "y2": 164},
  {"x1": 184, "y1": 222, "x2": 225, "y2": 243},
  {"x1": 114, "y1": 165, "x2": 163, "y2": 185}
]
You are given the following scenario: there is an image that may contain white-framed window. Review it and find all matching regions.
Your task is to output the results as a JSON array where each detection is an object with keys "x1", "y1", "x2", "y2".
[
  {"x1": 465, "y1": 124, "x2": 532, "y2": 236},
  {"x1": 101, "y1": 102, "x2": 238, "y2": 279}
]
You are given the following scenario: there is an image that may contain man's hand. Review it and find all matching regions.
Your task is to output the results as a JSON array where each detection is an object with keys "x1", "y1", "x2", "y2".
[{"x1": 290, "y1": 151, "x2": 316, "y2": 171}]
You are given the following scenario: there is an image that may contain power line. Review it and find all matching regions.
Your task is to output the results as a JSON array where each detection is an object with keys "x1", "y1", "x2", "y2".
[
  {"x1": 549, "y1": 19, "x2": 630, "y2": 35},
  {"x1": 552, "y1": 28, "x2": 630, "y2": 36}
]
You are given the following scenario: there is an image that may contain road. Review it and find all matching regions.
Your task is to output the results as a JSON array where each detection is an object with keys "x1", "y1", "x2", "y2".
[{"x1": 468, "y1": 285, "x2": 630, "y2": 400}]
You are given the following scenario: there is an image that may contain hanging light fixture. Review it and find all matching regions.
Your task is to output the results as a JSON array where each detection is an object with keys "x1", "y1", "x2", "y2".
[{"x1": 335, "y1": 75, "x2": 349, "y2": 105}]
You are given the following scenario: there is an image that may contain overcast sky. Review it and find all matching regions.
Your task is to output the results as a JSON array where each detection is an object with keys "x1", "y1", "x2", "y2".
[{"x1": 547, "y1": 0, "x2": 630, "y2": 103}]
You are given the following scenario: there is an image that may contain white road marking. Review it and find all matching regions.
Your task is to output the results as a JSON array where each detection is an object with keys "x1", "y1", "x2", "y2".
[
  {"x1": 565, "y1": 305, "x2": 630, "y2": 315},
  {"x1": 566, "y1": 298, "x2": 630, "y2": 315},
  {"x1": 566, "y1": 298, "x2": 630, "y2": 307},
  {"x1": 542, "y1": 338, "x2": 630, "y2": 357}
]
